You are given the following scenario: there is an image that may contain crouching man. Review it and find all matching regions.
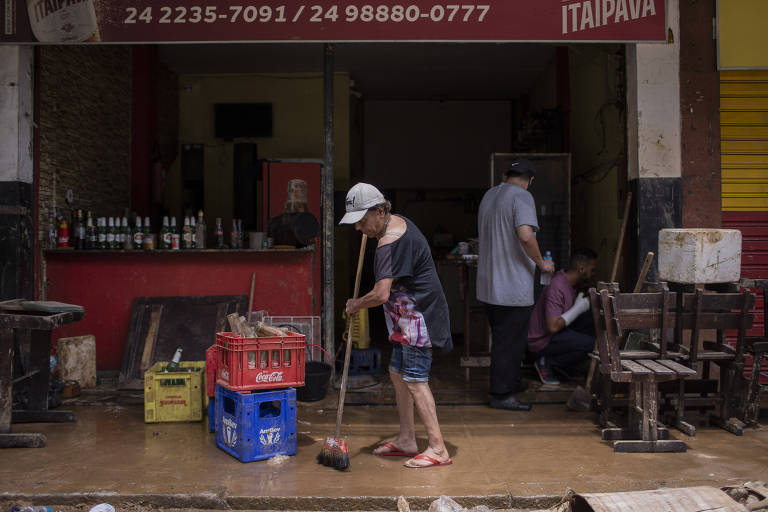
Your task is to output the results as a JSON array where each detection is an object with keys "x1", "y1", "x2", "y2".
[{"x1": 527, "y1": 248, "x2": 598, "y2": 385}]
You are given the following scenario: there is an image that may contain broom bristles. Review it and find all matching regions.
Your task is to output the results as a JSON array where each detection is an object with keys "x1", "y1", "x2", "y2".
[{"x1": 317, "y1": 436, "x2": 350, "y2": 471}]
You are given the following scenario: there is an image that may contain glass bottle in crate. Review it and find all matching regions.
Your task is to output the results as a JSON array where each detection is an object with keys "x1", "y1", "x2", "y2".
[{"x1": 260, "y1": 351, "x2": 269, "y2": 369}]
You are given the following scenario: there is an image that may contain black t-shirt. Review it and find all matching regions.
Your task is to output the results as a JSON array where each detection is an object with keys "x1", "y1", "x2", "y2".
[{"x1": 373, "y1": 216, "x2": 452, "y2": 352}]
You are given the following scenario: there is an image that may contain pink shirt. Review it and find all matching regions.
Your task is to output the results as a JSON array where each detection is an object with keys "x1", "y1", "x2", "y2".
[{"x1": 527, "y1": 270, "x2": 577, "y2": 353}]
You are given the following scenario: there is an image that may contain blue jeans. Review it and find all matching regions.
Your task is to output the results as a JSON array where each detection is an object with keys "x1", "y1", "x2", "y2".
[{"x1": 389, "y1": 342, "x2": 432, "y2": 383}]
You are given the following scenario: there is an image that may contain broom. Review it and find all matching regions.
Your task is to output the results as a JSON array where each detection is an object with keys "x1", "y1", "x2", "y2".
[{"x1": 318, "y1": 233, "x2": 368, "y2": 471}]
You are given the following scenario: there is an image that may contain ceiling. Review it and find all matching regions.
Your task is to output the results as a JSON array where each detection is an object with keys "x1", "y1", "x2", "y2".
[{"x1": 158, "y1": 43, "x2": 556, "y2": 100}]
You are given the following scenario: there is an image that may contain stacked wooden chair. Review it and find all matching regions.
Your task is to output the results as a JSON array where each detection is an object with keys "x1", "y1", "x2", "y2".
[
  {"x1": 668, "y1": 287, "x2": 755, "y2": 436},
  {"x1": 589, "y1": 287, "x2": 696, "y2": 452}
]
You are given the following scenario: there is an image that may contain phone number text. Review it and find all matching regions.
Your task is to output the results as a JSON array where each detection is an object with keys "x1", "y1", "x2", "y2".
[{"x1": 123, "y1": 4, "x2": 491, "y2": 25}]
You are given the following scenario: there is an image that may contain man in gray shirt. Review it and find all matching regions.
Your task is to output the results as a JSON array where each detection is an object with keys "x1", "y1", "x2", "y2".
[{"x1": 477, "y1": 159, "x2": 555, "y2": 410}]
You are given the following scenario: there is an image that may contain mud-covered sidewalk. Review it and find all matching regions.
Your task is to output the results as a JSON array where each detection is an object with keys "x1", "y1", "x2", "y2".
[{"x1": 1, "y1": 392, "x2": 766, "y2": 511}]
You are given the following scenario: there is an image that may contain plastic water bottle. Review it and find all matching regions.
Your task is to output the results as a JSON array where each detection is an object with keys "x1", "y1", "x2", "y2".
[
  {"x1": 540, "y1": 250, "x2": 553, "y2": 286},
  {"x1": 12, "y1": 506, "x2": 53, "y2": 512}
]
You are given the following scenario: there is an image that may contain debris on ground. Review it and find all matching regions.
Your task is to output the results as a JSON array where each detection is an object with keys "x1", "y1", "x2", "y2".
[
  {"x1": 267, "y1": 454, "x2": 290, "y2": 466},
  {"x1": 723, "y1": 481, "x2": 768, "y2": 510},
  {"x1": 397, "y1": 495, "x2": 411, "y2": 512},
  {"x1": 427, "y1": 495, "x2": 492, "y2": 512},
  {"x1": 546, "y1": 487, "x2": 575, "y2": 511}
]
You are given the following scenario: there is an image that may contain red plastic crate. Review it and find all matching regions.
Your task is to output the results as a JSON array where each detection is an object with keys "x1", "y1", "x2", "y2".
[
  {"x1": 206, "y1": 345, "x2": 217, "y2": 398},
  {"x1": 215, "y1": 332, "x2": 306, "y2": 392}
]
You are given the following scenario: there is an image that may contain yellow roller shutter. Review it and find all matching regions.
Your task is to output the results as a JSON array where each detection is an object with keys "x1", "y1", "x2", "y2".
[{"x1": 721, "y1": 70, "x2": 768, "y2": 211}]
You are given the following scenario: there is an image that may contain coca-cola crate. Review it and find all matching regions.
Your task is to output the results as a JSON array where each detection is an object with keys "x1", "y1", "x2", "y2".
[{"x1": 215, "y1": 331, "x2": 306, "y2": 392}]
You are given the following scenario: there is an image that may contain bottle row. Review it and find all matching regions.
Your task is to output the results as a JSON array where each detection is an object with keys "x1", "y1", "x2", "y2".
[{"x1": 47, "y1": 209, "x2": 246, "y2": 251}]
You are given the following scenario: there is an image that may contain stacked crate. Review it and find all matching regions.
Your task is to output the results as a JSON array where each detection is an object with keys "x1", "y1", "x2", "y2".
[{"x1": 212, "y1": 330, "x2": 305, "y2": 462}]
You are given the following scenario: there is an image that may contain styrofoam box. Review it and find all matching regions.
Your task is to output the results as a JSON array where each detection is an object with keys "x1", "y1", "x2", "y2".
[{"x1": 658, "y1": 229, "x2": 742, "y2": 284}]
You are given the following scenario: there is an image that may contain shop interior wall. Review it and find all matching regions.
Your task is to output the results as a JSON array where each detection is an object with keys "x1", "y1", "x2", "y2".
[
  {"x1": 167, "y1": 72, "x2": 352, "y2": 323},
  {"x1": 568, "y1": 45, "x2": 626, "y2": 285},
  {"x1": 37, "y1": 46, "x2": 132, "y2": 284},
  {"x1": 361, "y1": 100, "x2": 511, "y2": 333}
]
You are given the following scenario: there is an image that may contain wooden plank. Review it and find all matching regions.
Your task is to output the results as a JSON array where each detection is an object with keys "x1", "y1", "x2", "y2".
[
  {"x1": 634, "y1": 359, "x2": 675, "y2": 375},
  {"x1": 656, "y1": 359, "x2": 697, "y2": 376},
  {"x1": 613, "y1": 439, "x2": 687, "y2": 453},
  {"x1": 460, "y1": 356, "x2": 491, "y2": 368},
  {"x1": 694, "y1": 351, "x2": 736, "y2": 360},
  {"x1": 119, "y1": 295, "x2": 247, "y2": 389},
  {"x1": 139, "y1": 306, "x2": 163, "y2": 372},
  {"x1": 26, "y1": 330, "x2": 51, "y2": 411},
  {"x1": 621, "y1": 359, "x2": 652, "y2": 374},
  {"x1": 0, "y1": 433, "x2": 46, "y2": 448}
]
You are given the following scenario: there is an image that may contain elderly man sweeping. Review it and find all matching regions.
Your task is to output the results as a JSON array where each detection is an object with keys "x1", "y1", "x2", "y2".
[{"x1": 340, "y1": 183, "x2": 453, "y2": 468}]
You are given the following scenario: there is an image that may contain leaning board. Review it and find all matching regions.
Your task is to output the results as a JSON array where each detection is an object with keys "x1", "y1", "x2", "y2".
[{"x1": 119, "y1": 295, "x2": 247, "y2": 389}]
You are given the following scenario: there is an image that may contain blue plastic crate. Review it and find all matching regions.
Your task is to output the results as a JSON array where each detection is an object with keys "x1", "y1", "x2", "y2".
[
  {"x1": 215, "y1": 384, "x2": 297, "y2": 462},
  {"x1": 348, "y1": 348, "x2": 382, "y2": 376},
  {"x1": 208, "y1": 396, "x2": 216, "y2": 433}
]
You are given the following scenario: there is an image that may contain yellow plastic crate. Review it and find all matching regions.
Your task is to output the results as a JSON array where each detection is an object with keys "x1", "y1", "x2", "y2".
[{"x1": 144, "y1": 361, "x2": 205, "y2": 423}]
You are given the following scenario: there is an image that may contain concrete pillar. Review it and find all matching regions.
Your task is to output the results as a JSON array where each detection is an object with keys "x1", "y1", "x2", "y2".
[
  {"x1": 0, "y1": 45, "x2": 35, "y2": 300},
  {"x1": 625, "y1": 0, "x2": 681, "y2": 282}
]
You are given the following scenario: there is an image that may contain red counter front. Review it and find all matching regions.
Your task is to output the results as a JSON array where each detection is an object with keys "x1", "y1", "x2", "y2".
[{"x1": 45, "y1": 249, "x2": 316, "y2": 370}]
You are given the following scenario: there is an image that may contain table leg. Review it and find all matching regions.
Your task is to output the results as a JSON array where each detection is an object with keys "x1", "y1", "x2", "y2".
[
  {"x1": 0, "y1": 328, "x2": 12, "y2": 434},
  {"x1": 0, "y1": 328, "x2": 48, "y2": 448},
  {"x1": 11, "y1": 328, "x2": 76, "y2": 424}
]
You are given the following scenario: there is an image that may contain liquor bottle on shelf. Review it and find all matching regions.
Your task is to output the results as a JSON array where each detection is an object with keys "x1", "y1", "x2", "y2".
[
  {"x1": 46, "y1": 212, "x2": 57, "y2": 250},
  {"x1": 215, "y1": 217, "x2": 224, "y2": 249},
  {"x1": 170, "y1": 216, "x2": 180, "y2": 250},
  {"x1": 133, "y1": 216, "x2": 143, "y2": 250},
  {"x1": 106, "y1": 217, "x2": 116, "y2": 249},
  {"x1": 73, "y1": 209, "x2": 84, "y2": 250},
  {"x1": 122, "y1": 216, "x2": 133, "y2": 250},
  {"x1": 69, "y1": 211, "x2": 78, "y2": 249},
  {"x1": 97, "y1": 218, "x2": 106, "y2": 249},
  {"x1": 57, "y1": 217, "x2": 70, "y2": 248},
  {"x1": 196, "y1": 210, "x2": 206, "y2": 249},
  {"x1": 182, "y1": 216, "x2": 193, "y2": 249},
  {"x1": 190, "y1": 215, "x2": 197, "y2": 248},
  {"x1": 161, "y1": 216, "x2": 171, "y2": 249},
  {"x1": 144, "y1": 216, "x2": 152, "y2": 250},
  {"x1": 231, "y1": 218, "x2": 238, "y2": 249},
  {"x1": 85, "y1": 211, "x2": 95, "y2": 250}
]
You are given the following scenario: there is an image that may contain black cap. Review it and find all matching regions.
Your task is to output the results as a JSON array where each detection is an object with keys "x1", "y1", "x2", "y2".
[{"x1": 505, "y1": 158, "x2": 536, "y2": 178}]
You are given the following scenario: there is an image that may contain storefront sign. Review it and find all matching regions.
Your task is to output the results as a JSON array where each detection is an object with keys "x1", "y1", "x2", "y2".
[{"x1": 2, "y1": 0, "x2": 666, "y2": 43}]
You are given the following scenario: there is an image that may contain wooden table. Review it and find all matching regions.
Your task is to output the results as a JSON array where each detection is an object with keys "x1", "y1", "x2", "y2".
[
  {"x1": 0, "y1": 300, "x2": 83, "y2": 448},
  {"x1": 447, "y1": 254, "x2": 490, "y2": 381}
]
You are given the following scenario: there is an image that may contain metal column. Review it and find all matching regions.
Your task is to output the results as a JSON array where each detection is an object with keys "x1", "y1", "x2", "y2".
[{"x1": 322, "y1": 44, "x2": 336, "y2": 368}]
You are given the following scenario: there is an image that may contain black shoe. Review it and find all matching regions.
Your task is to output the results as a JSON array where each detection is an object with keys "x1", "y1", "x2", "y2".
[{"x1": 489, "y1": 394, "x2": 532, "y2": 411}]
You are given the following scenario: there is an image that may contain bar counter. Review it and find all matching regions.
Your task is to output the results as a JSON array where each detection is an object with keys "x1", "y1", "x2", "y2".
[{"x1": 44, "y1": 248, "x2": 316, "y2": 370}]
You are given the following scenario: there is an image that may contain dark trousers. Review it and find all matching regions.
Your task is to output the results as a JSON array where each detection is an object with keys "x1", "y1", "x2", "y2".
[
  {"x1": 485, "y1": 304, "x2": 533, "y2": 399},
  {"x1": 539, "y1": 311, "x2": 595, "y2": 369}
]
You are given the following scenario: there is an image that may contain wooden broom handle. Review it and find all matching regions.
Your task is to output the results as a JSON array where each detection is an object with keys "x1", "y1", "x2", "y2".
[
  {"x1": 610, "y1": 191, "x2": 633, "y2": 284},
  {"x1": 334, "y1": 234, "x2": 368, "y2": 437},
  {"x1": 633, "y1": 252, "x2": 655, "y2": 293}
]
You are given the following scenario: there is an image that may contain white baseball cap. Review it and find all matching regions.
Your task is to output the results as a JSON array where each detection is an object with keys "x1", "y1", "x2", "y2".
[{"x1": 339, "y1": 182, "x2": 385, "y2": 225}]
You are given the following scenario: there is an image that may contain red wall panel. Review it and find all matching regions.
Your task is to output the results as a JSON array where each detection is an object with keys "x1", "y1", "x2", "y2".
[{"x1": 46, "y1": 251, "x2": 315, "y2": 370}]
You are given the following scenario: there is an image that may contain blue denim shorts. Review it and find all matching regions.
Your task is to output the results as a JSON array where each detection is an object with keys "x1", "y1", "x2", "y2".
[{"x1": 389, "y1": 343, "x2": 432, "y2": 383}]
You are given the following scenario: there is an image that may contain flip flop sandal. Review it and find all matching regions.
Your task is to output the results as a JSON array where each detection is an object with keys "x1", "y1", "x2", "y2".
[
  {"x1": 374, "y1": 442, "x2": 418, "y2": 457},
  {"x1": 404, "y1": 454, "x2": 453, "y2": 468}
]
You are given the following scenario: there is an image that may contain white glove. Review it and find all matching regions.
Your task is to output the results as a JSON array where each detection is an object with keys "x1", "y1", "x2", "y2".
[{"x1": 560, "y1": 292, "x2": 590, "y2": 326}]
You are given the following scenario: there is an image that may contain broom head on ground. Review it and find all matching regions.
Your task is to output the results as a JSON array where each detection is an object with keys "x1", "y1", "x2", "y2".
[{"x1": 317, "y1": 436, "x2": 350, "y2": 471}]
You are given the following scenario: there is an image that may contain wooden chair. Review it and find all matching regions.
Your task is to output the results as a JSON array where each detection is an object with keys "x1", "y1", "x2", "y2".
[
  {"x1": 589, "y1": 287, "x2": 696, "y2": 452},
  {"x1": 671, "y1": 288, "x2": 755, "y2": 436},
  {"x1": 737, "y1": 279, "x2": 768, "y2": 427}
]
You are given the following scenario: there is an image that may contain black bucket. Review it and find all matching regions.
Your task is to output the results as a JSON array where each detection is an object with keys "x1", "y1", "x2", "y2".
[{"x1": 297, "y1": 361, "x2": 332, "y2": 402}]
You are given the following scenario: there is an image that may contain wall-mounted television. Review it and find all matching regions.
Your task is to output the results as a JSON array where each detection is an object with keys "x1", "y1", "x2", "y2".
[{"x1": 214, "y1": 103, "x2": 272, "y2": 140}]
